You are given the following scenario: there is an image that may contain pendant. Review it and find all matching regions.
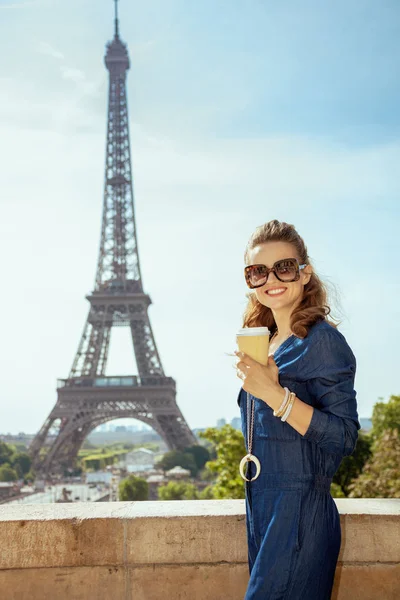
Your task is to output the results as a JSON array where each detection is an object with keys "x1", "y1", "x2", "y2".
[{"x1": 239, "y1": 453, "x2": 261, "y2": 482}]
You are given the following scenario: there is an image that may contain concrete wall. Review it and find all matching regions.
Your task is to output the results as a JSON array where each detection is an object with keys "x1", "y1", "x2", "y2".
[{"x1": 0, "y1": 499, "x2": 399, "y2": 599}]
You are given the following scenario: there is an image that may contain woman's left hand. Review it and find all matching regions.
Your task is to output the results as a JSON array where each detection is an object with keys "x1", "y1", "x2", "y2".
[{"x1": 235, "y1": 351, "x2": 283, "y2": 406}]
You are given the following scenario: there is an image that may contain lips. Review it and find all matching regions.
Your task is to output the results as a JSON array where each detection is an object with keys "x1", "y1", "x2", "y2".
[{"x1": 265, "y1": 287, "x2": 287, "y2": 296}]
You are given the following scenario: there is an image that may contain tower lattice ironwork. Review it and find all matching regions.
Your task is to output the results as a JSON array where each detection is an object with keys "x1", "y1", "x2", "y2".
[{"x1": 29, "y1": 1, "x2": 196, "y2": 476}]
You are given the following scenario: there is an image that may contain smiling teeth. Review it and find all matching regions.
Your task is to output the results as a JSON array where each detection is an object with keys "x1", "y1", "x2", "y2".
[{"x1": 267, "y1": 288, "x2": 286, "y2": 295}]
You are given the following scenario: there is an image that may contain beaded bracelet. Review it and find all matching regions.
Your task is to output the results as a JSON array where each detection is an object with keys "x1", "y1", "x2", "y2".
[
  {"x1": 281, "y1": 392, "x2": 296, "y2": 422},
  {"x1": 273, "y1": 387, "x2": 290, "y2": 417}
]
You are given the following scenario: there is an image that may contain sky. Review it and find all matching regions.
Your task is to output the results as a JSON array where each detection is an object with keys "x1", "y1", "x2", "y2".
[{"x1": 0, "y1": 0, "x2": 399, "y2": 436}]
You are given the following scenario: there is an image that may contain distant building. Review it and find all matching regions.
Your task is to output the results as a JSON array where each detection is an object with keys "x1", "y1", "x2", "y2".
[
  {"x1": 86, "y1": 471, "x2": 113, "y2": 485},
  {"x1": 0, "y1": 482, "x2": 20, "y2": 501},
  {"x1": 216, "y1": 418, "x2": 227, "y2": 428},
  {"x1": 122, "y1": 447, "x2": 156, "y2": 473},
  {"x1": 230, "y1": 417, "x2": 241, "y2": 430},
  {"x1": 0, "y1": 433, "x2": 35, "y2": 447},
  {"x1": 165, "y1": 466, "x2": 191, "y2": 480},
  {"x1": 145, "y1": 471, "x2": 167, "y2": 500}
]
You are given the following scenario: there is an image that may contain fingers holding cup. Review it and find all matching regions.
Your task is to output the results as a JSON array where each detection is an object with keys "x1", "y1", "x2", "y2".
[{"x1": 235, "y1": 355, "x2": 249, "y2": 380}]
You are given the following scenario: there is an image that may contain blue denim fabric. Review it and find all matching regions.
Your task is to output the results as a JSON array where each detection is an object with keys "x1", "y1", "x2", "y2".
[{"x1": 237, "y1": 319, "x2": 361, "y2": 599}]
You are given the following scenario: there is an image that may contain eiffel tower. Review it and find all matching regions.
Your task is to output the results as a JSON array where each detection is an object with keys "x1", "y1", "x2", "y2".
[{"x1": 29, "y1": 0, "x2": 197, "y2": 476}]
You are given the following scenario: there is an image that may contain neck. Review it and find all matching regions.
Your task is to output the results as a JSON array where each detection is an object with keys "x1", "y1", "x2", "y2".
[{"x1": 272, "y1": 307, "x2": 293, "y2": 338}]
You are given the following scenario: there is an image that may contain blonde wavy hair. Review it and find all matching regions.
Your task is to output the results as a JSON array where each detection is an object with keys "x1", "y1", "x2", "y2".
[{"x1": 242, "y1": 220, "x2": 338, "y2": 338}]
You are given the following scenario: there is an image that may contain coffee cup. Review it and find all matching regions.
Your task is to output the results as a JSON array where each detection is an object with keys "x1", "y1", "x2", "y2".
[{"x1": 236, "y1": 326, "x2": 270, "y2": 366}]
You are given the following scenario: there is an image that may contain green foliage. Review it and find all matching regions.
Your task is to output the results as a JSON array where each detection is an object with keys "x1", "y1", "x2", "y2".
[
  {"x1": 0, "y1": 442, "x2": 14, "y2": 466},
  {"x1": 370, "y1": 394, "x2": 400, "y2": 440},
  {"x1": 198, "y1": 485, "x2": 215, "y2": 499},
  {"x1": 11, "y1": 452, "x2": 32, "y2": 478},
  {"x1": 182, "y1": 445, "x2": 211, "y2": 471},
  {"x1": 11, "y1": 443, "x2": 27, "y2": 453},
  {"x1": 81, "y1": 449, "x2": 128, "y2": 471},
  {"x1": 81, "y1": 440, "x2": 97, "y2": 450},
  {"x1": 24, "y1": 470, "x2": 35, "y2": 483},
  {"x1": 0, "y1": 443, "x2": 32, "y2": 480},
  {"x1": 157, "y1": 451, "x2": 198, "y2": 477},
  {"x1": 348, "y1": 429, "x2": 400, "y2": 498},
  {"x1": 198, "y1": 466, "x2": 216, "y2": 482},
  {"x1": 140, "y1": 442, "x2": 159, "y2": 452},
  {"x1": 119, "y1": 475, "x2": 149, "y2": 501},
  {"x1": 330, "y1": 482, "x2": 346, "y2": 498},
  {"x1": 0, "y1": 463, "x2": 18, "y2": 482},
  {"x1": 345, "y1": 395, "x2": 400, "y2": 498},
  {"x1": 198, "y1": 424, "x2": 246, "y2": 499},
  {"x1": 157, "y1": 481, "x2": 199, "y2": 500},
  {"x1": 332, "y1": 431, "x2": 372, "y2": 496},
  {"x1": 199, "y1": 438, "x2": 217, "y2": 460}
]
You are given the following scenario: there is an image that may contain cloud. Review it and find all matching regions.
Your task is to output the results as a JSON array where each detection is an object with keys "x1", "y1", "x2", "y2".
[
  {"x1": 37, "y1": 41, "x2": 64, "y2": 60},
  {"x1": 129, "y1": 129, "x2": 400, "y2": 210},
  {"x1": 35, "y1": 40, "x2": 100, "y2": 96},
  {"x1": 60, "y1": 66, "x2": 86, "y2": 83}
]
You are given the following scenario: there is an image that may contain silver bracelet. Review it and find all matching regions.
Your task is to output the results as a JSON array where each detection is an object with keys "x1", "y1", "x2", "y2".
[
  {"x1": 281, "y1": 392, "x2": 296, "y2": 422},
  {"x1": 273, "y1": 386, "x2": 290, "y2": 417}
]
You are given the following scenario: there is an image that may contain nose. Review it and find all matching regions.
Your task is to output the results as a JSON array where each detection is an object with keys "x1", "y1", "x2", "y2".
[{"x1": 265, "y1": 269, "x2": 279, "y2": 284}]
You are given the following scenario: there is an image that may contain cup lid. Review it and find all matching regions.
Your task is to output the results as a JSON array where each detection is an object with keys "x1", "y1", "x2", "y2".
[{"x1": 236, "y1": 327, "x2": 270, "y2": 336}]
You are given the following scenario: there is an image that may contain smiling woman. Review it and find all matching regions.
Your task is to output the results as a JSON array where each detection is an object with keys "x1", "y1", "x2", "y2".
[{"x1": 235, "y1": 219, "x2": 361, "y2": 600}]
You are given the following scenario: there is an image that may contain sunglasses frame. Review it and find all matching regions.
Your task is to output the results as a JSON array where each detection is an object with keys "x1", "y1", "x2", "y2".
[{"x1": 244, "y1": 258, "x2": 307, "y2": 289}]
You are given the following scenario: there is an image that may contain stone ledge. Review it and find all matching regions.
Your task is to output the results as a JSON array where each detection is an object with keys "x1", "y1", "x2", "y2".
[
  {"x1": 0, "y1": 499, "x2": 399, "y2": 599},
  {"x1": 0, "y1": 563, "x2": 399, "y2": 600}
]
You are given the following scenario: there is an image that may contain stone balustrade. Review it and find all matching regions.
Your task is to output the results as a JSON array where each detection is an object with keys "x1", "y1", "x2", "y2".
[{"x1": 0, "y1": 498, "x2": 399, "y2": 599}]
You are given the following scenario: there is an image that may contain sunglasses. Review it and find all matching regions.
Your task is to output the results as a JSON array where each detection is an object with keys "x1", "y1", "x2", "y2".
[{"x1": 244, "y1": 258, "x2": 307, "y2": 289}]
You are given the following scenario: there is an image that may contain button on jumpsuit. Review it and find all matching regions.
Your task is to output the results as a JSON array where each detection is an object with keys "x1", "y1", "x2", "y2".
[{"x1": 237, "y1": 320, "x2": 361, "y2": 600}]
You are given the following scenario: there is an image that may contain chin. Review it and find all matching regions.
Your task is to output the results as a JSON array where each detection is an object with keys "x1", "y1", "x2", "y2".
[{"x1": 257, "y1": 294, "x2": 295, "y2": 310}]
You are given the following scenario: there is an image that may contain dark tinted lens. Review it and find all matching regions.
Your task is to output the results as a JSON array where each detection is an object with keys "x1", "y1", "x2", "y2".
[
  {"x1": 247, "y1": 265, "x2": 267, "y2": 286},
  {"x1": 275, "y1": 260, "x2": 297, "y2": 281}
]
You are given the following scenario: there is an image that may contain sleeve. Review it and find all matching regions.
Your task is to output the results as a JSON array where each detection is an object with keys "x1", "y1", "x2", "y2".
[{"x1": 302, "y1": 329, "x2": 361, "y2": 457}]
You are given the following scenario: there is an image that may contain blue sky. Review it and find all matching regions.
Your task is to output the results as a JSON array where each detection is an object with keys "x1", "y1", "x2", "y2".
[{"x1": 0, "y1": 0, "x2": 399, "y2": 435}]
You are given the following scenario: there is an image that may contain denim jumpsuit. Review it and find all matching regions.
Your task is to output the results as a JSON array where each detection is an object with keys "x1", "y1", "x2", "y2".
[{"x1": 237, "y1": 319, "x2": 361, "y2": 600}]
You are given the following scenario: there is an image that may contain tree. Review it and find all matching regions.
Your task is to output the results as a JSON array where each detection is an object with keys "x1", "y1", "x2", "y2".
[
  {"x1": 198, "y1": 485, "x2": 215, "y2": 499},
  {"x1": 348, "y1": 429, "x2": 400, "y2": 498},
  {"x1": 198, "y1": 424, "x2": 246, "y2": 499},
  {"x1": 0, "y1": 463, "x2": 18, "y2": 482},
  {"x1": 370, "y1": 394, "x2": 400, "y2": 440},
  {"x1": 119, "y1": 475, "x2": 149, "y2": 501},
  {"x1": 158, "y1": 481, "x2": 199, "y2": 500},
  {"x1": 182, "y1": 445, "x2": 210, "y2": 471},
  {"x1": 332, "y1": 431, "x2": 372, "y2": 496},
  {"x1": 11, "y1": 452, "x2": 32, "y2": 478},
  {"x1": 11, "y1": 443, "x2": 27, "y2": 453},
  {"x1": 0, "y1": 442, "x2": 14, "y2": 466},
  {"x1": 330, "y1": 483, "x2": 346, "y2": 498},
  {"x1": 198, "y1": 466, "x2": 216, "y2": 482},
  {"x1": 157, "y1": 451, "x2": 198, "y2": 477},
  {"x1": 24, "y1": 470, "x2": 35, "y2": 484}
]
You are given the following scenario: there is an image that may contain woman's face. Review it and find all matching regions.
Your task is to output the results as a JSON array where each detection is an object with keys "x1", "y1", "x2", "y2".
[{"x1": 246, "y1": 241, "x2": 312, "y2": 314}]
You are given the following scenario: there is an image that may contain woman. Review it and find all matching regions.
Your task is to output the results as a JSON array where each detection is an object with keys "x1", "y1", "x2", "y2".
[{"x1": 235, "y1": 220, "x2": 360, "y2": 600}]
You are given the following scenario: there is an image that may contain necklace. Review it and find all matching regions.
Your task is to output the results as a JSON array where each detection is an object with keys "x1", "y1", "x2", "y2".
[{"x1": 239, "y1": 391, "x2": 261, "y2": 482}]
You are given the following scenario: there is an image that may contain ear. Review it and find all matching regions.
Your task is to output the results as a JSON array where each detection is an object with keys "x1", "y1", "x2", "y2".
[{"x1": 302, "y1": 265, "x2": 313, "y2": 286}]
